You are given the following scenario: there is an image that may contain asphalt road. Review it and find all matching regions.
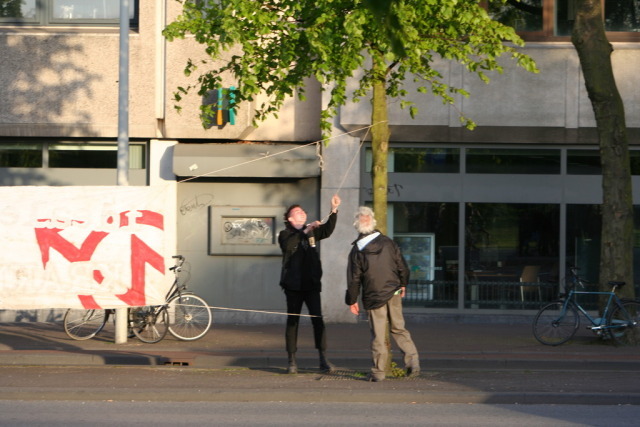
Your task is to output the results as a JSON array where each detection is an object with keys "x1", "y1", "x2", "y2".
[
  {"x1": 1, "y1": 364, "x2": 638, "y2": 405},
  {"x1": 1, "y1": 400, "x2": 640, "y2": 427}
]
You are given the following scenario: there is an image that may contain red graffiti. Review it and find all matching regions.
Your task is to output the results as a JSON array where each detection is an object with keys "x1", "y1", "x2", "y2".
[
  {"x1": 78, "y1": 295, "x2": 101, "y2": 310},
  {"x1": 34, "y1": 228, "x2": 108, "y2": 268},
  {"x1": 116, "y1": 235, "x2": 165, "y2": 306},
  {"x1": 34, "y1": 209, "x2": 165, "y2": 309},
  {"x1": 117, "y1": 210, "x2": 164, "y2": 230}
]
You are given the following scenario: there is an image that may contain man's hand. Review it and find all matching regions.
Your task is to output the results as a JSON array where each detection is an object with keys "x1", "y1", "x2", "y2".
[
  {"x1": 304, "y1": 221, "x2": 321, "y2": 234},
  {"x1": 331, "y1": 194, "x2": 341, "y2": 212},
  {"x1": 400, "y1": 287, "x2": 406, "y2": 297},
  {"x1": 349, "y1": 302, "x2": 359, "y2": 316}
]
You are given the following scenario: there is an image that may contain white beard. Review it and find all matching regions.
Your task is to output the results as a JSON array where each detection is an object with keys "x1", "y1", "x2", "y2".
[{"x1": 355, "y1": 222, "x2": 376, "y2": 235}]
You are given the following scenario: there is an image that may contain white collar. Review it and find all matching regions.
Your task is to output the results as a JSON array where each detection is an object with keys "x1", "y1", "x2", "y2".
[{"x1": 357, "y1": 232, "x2": 380, "y2": 250}]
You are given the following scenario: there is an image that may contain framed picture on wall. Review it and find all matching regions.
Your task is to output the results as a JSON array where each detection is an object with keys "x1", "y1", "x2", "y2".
[{"x1": 208, "y1": 205, "x2": 284, "y2": 256}]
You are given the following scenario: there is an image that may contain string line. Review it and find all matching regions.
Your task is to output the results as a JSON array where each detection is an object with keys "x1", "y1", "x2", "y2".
[
  {"x1": 172, "y1": 122, "x2": 386, "y2": 314},
  {"x1": 177, "y1": 121, "x2": 386, "y2": 184},
  {"x1": 172, "y1": 302, "x2": 321, "y2": 318}
]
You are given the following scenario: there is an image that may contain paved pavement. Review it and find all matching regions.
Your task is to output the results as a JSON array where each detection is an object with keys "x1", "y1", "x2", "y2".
[
  {"x1": 1, "y1": 315, "x2": 638, "y2": 371},
  {"x1": 2, "y1": 316, "x2": 640, "y2": 405}
]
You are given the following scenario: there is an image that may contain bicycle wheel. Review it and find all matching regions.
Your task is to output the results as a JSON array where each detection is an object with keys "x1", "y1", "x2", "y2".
[
  {"x1": 532, "y1": 301, "x2": 579, "y2": 346},
  {"x1": 607, "y1": 300, "x2": 640, "y2": 346},
  {"x1": 130, "y1": 306, "x2": 169, "y2": 344},
  {"x1": 167, "y1": 293, "x2": 212, "y2": 341},
  {"x1": 63, "y1": 308, "x2": 108, "y2": 340}
]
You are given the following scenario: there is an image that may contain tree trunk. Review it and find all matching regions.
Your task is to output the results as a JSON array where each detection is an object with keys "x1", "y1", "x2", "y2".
[
  {"x1": 370, "y1": 56, "x2": 390, "y2": 235},
  {"x1": 572, "y1": 0, "x2": 634, "y2": 300},
  {"x1": 370, "y1": 53, "x2": 395, "y2": 373}
]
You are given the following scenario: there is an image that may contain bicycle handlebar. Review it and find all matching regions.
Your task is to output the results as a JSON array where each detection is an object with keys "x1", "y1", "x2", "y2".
[{"x1": 169, "y1": 254, "x2": 185, "y2": 272}]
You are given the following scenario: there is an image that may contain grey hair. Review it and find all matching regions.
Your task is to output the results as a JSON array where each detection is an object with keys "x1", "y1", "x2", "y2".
[{"x1": 353, "y1": 206, "x2": 377, "y2": 233}]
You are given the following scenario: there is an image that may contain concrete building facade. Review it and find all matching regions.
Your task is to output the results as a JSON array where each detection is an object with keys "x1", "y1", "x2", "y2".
[{"x1": 2, "y1": 1, "x2": 640, "y2": 323}]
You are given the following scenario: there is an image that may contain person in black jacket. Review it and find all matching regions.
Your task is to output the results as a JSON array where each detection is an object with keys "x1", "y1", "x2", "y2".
[
  {"x1": 346, "y1": 206, "x2": 420, "y2": 382},
  {"x1": 279, "y1": 194, "x2": 341, "y2": 374}
]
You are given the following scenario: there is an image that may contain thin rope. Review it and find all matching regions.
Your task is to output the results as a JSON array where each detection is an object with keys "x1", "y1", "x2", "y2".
[
  {"x1": 173, "y1": 303, "x2": 320, "y2": 317},
  {"x1": 334, "y1": 127, "x2": 369, "y2": 195},
  {"x1": 177, "y1": 122, "x2": 386, "y2": 183},
  {"x1": 317, "y1": 126, "x2": 369, "y2": 223},
  {"x1": 177, "y1": 142, "x2": 317, "y2": 183}
]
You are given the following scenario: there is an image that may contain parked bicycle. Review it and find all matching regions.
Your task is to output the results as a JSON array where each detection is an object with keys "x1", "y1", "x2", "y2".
[
  {"x1": 63, "y1": 255, "x2": 212, "y2": 343},
  {"x1": 130, "y1": 255, "x2": 213, "y2": 343},
  {"x1": 532, "y1": 266, "x2": 639, "y2": 346},
  {"x1": 63, "y1": 308, "x2": 115, "y2": 341}
]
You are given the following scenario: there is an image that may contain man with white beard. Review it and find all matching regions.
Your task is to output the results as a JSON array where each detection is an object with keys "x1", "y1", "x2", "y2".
[{"x1": 345, "y1": 206, "x2": 420, "y2": 382}]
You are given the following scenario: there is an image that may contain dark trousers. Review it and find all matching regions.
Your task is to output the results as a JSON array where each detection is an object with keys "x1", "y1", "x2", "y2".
[{"x1": 284, "y1": 289, "x2": 326, "y2": 353}]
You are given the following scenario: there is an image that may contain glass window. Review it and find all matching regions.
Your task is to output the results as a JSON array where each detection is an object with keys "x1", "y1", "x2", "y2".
[
  {"x1": 466, "y1": 148, "x2": 561, "y2": 174},
  {"x1": 392, "y1": 147, "x2": 459, "y2": 173},
  {"x1": 605, "y1": 0, "x2": 640, "y2": 32},
  {"x1": 365, "y1": 147, "x2": 459, "y2": 173},
  {"x1": 0, "y1": 0, "x2": 37, "y2": 21},
  {"x1": 565, "y1": 204, "x2": 601, "y2": 308},
  {"x1": 0, "y1": 0, "x2": 137, "y2": 26},
  {"x1": 567, "y1": 204, "x2": 640, "y2": 300},
  {"x1": 487, "y1": 0, "x2": 640, "y2": 41},
  {"x1": 567, "y1": 149, "x2": 600, "y2": 175},
  {"x1": 555, "y1": 0, "x2": 576, "y2": 36},
  {"x1": 568, "y1": 149, "x2": 640, "y2": 175},
  {"x1": 488, "y1": 0, "x2": 543, "y2": 32},
  {"x1": 48, "y1": 143, "x2": 145, "y2": 169},
  {"x1": 50, "y1": 0, "x2": 134, "y2": 22},
  {"x1": 0, "y1": 143, "x2": 42, "y2": 167},
  {"x1": 392, "y1": 202, "x2": 459, "y2": 308},
  {"x1": 465, "y1": 203, "x2": 560, "y2": 309}
]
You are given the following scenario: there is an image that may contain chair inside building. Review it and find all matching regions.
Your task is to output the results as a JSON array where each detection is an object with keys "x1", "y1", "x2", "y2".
[{"x1": 519, "y1": 265, "x2": 541, "y2": 304}]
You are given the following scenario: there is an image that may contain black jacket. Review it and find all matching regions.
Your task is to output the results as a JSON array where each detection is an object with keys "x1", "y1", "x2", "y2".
[
  {"x1": 345, "y1": 231, "x2": 409, "y2": 310},
  {"x1": 278, "y1": 212, "x2": 337, "y2": 292}
]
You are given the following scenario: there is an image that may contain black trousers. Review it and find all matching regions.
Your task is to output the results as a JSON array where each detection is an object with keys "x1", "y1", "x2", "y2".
[{"x1": 284, "y1": 289, "x2": 326, "y2": 353}]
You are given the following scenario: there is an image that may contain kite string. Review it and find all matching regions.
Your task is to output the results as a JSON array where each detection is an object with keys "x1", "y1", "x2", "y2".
[
  {"x1": 177, "y1": 121, "x2": 385, "y2": 185},
  {"x1": 170, "y1": 122, "x2": 386, "y2": 316}
]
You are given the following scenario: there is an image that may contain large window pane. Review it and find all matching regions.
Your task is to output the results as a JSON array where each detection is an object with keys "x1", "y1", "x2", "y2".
[
  {"x1": 466, "y1": 148, "x2": 561, "y2": 174},
  {"x1": 0, "y1": 0, "x2": 137, "y2": 26},
  {"x1": 569, "y1": 149, "x2": 640, "y2": 175},
  {"x1": 51, "y1": 0, "x2": 134, "y2": 21},
  {"x1": 488, "y1": 0, "x2": 543, "y2": 32},
  {"x1": 566, "y1": 204, "x2": 600, "y2": 309},
  {"x1": 365, "y1": 147, "x2": 460, "y2": 173},
  {"x1": 566, "y1": 204, "x2": 640, "y2": 301},
  {"x1": 567, "y1": 149, "x2": 600, "y2": 175},
  {"x1": 0, "y1": 0, "x2": 37, "y2": 19},
  {"x1": 465, "y1": 203, "x2": 560, "y2": 309},
  {"x1": 392, "y1": 147, "x2": 459, "y2": 173},
  {"x1": 605, "y1": 0, "x2": 640, "y2": 32},
  {"x1": 48, "y1": 143, "x2": 145, "y2": 169},
  {"x1": 0, "y1": 143, "x2": 42, "y2": 167},
  {"x1": 392, "y1": 202, "x2": 459, "y2": 308},
  {"x1": 555, "y1": 0, "x2": 576, "y2": 36}
]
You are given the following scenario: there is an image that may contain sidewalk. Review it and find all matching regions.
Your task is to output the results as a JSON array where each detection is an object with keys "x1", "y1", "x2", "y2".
[{"x1": 1, "y1": 318, "x2": 639, "y2": 372}]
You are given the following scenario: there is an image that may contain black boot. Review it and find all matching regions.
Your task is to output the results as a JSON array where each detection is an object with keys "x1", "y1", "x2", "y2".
[
  {"x1": 287, "y1": 352, "x2": 298, "y2": 374},
  {"x1": 319, "y1": 351, "x2": 334, "y2": 373}
]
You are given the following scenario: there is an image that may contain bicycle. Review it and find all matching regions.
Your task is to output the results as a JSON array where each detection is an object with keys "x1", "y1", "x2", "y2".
[
  {"x1": 64, "y1": 255, "x2": 212, "y2": 343},
  {"x1": 129, "y1": 255, "x2": 212, "y2": 343},
  {"x1": 63, "y1": 308, "x2": 113, "y2": 340},
  {"x1": 163, "y1": 255, "x2": 212, "y2": 341},
  {"x1": 532, "y1": 266, "x2": 640, "y2": 346}
]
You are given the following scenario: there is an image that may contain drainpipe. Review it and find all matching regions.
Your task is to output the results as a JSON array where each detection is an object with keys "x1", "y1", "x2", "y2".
[{"x1": 155, "y1": 0, "x2": 166, "y2": 137}]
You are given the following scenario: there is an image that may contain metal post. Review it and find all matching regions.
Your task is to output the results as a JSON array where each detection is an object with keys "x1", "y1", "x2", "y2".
[{"x1": 115, "y1": 0, "x2": 130, "y2": 344}]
